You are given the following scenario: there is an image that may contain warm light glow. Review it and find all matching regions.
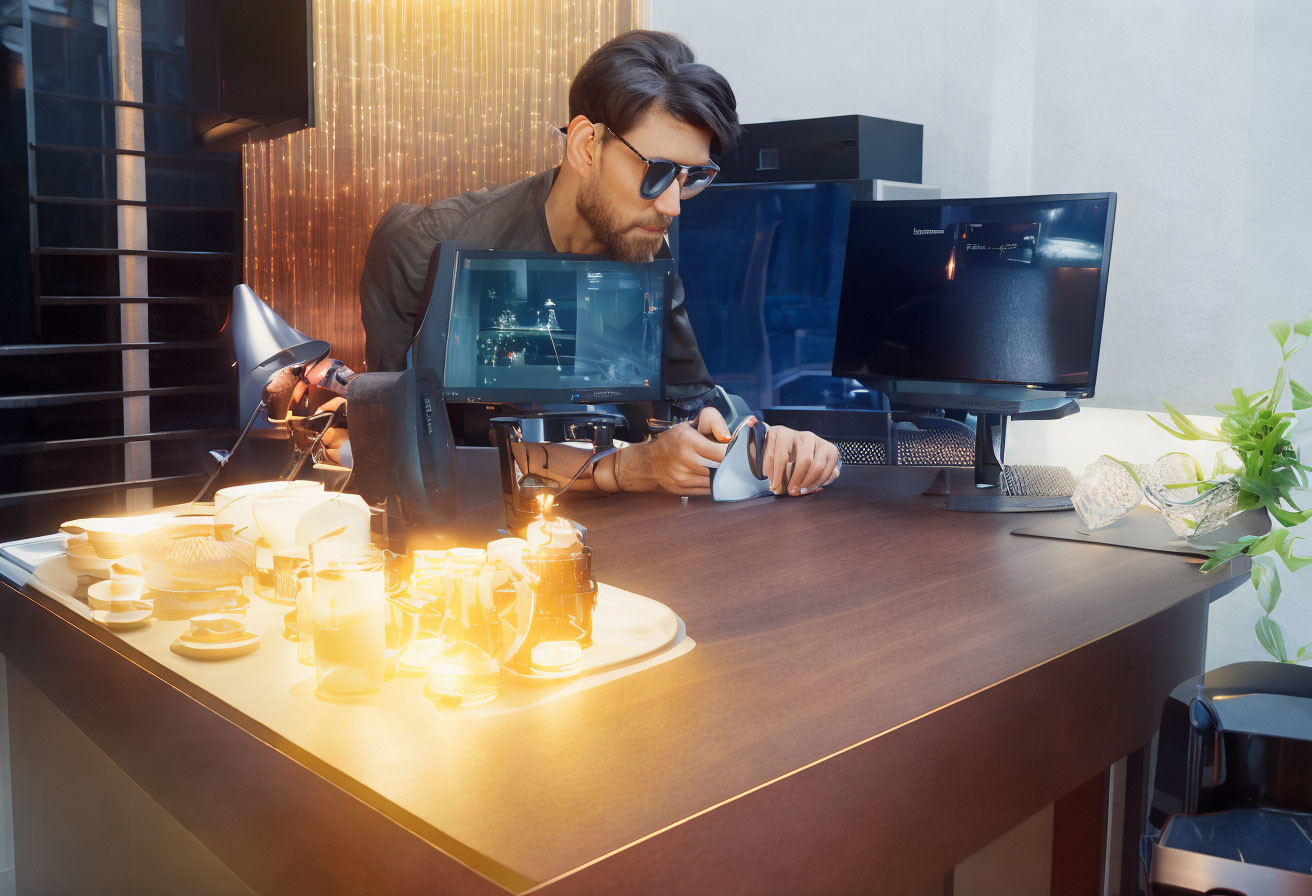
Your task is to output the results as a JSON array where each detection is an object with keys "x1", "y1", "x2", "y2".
[
  {"x1": 243, "y1": 0, "x2": 649, "y2": 370},
  {"x1": 530, "y1": 639, "x2": 583, "y2": 677}
]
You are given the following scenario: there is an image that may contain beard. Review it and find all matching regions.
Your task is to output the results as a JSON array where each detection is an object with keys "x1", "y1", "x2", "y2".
[{"x1": 576, "y1": 178, "x2": 670, "y2": 262}]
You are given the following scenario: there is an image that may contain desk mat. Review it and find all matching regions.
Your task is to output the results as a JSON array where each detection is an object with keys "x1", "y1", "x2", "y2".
[{"x1": 1012, "y1": 505, "x2": 1268, "y2": 558}]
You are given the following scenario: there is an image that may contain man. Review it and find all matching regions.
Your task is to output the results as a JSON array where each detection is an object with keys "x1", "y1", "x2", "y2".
[{"x1": 360, "y1": 30, "x2": 840, "y2": 497}]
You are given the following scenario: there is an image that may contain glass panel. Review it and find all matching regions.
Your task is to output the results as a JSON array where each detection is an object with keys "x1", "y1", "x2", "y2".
[{"x1": 444, "y1": 257, "x2": 667, "y2": 398}]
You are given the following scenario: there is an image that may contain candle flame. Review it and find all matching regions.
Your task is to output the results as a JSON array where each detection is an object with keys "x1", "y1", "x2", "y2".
[{"x1": 537, "y1": 493, "x2": 555, "y2": 517}]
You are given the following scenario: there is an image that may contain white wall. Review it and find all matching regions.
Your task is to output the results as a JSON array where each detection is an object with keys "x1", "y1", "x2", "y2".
[
  {"x1": 654, "y1": 0, "x2": 1312, "y2": 415},
  {"x1": 652, "y1": 0, "x2": 1312, "y2": 664}
]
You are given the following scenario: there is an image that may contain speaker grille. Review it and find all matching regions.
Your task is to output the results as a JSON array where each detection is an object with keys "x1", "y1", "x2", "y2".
[
  {"x1": 835, "y1": 439, "x2": 889, "y2": 465},
  {"x1": 895, "y1": 418, "x2": 975, "y2": 466}
]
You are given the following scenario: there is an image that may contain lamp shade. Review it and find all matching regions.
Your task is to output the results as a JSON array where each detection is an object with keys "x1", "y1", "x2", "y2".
[{"x1": 228, "y1": 284, "x2": 331, "y2": 428}]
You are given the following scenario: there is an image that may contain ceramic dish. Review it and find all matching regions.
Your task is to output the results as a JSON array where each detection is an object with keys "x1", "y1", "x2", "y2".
[
  {"x1": 61, "y1": 513, "x2": 179, "y2": 559},
  {"x1": 91, "y1": 606, "x2": 153, "y2": 631},
  {"x1": 169, "y1": 614, "x2": 260, "y2": 659},
  {"x1": 65, "y1": 541, "x2": 115, "y2": 578},
  {"x1": 87, "y1": 577, "x2": 147, "y2": 610}
]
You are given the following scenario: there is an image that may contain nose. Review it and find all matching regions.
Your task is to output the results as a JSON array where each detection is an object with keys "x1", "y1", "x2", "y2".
[{"x1": 653, "y1": 180, "x2": 681, "y2": 218}]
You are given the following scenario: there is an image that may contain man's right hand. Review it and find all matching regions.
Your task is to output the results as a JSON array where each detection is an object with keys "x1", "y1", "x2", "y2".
[{"x1": 618, "y1": 416, "x2": 731, "y2": 495}]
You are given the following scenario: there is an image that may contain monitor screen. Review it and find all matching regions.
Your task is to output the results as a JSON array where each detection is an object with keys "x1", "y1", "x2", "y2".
[
  {"x1": 677, "y1": 182, "x2": 856, "y2": 411},
  {"x1": 413, "y1": 247, "x2": 672, "y2": 404},
  {"x1": 831, "y1": 193, "x2": 1115, "y2": 398}
]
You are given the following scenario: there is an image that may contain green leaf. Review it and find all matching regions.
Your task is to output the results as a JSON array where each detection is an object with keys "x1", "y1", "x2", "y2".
[
  {"x1": 1294, "y1": 307, "x2": 1312, "y2": 337},
  {"x1": 1256, "y1": 615, "x2": 1289, "y2": 663},
  {"x1": 1297, "y1": 641, "x2": 1312, "y2": 662},
  {"x1": 1269, "y1": 319, "x2": 1292, "y2": 349},
  {"x1": 1292, "y1": 379, "x2": 1312, "y2": 411},
  {"x1": 1251, "y1": 557, "x2": 1281, "y2": 613},
  {"x1": 1270, "y1": 504, "x2": 1312, "y2": 528},
  {"x1": 1106, "y1": 455, "x2": 1142, "y2": 488}
]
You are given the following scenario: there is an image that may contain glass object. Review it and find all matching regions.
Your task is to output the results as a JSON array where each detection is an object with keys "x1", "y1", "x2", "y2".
[
  {"x1": 309, "y1": 543, "x2": 387, "y2": 697},
  {"x1": 1143, "y1": 452, "x2": 1202, "y2": 510},
  {"x1": 213, "y1": 479, "x2": 322, "y2": 544},
  {"x1": 425, "y1": 641, "x2": 501, "y2": 707},
  {"x1": 272, "y1": 548, "x2": 311, "y2": 604},
  {"x1": 1159, "y1": 480, "x2": 1242, "y2": 539},
  {"x1": 1071, "y1": 455, "x2": 1144, "y2": 530},
  {"x1": 272, "y1": 548, "x2": 314, "y2": 665},
  {"x1": 135, "y1": 520, "x2": 255, "y2": 591}
]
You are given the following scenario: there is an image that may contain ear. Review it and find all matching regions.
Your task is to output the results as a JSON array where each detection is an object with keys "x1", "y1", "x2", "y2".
[{"x1": 563, "y1": 115, "x2": 602, "y2": 179}]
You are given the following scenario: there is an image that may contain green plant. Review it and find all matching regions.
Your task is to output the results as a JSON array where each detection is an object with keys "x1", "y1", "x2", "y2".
[{"x1": 1150, "y1": 308, "x2": 1312, "y2": 662}]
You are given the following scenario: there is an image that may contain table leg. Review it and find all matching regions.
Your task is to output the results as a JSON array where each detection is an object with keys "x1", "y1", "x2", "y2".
[
  {"x1": 1118, "y1": 746, "x2": 1150, "y2": 896},
  {"x1": 1051, "y1": 766, "x2": 1111, "y2": 895}
]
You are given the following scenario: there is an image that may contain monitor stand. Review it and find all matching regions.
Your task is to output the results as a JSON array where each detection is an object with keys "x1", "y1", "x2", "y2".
[{"x1": 887, "y1": 393, "x2": 1080, "y2": 512}]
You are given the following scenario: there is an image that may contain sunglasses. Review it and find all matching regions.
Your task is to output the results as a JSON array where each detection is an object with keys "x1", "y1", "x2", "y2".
[{"x1": 602, "y1": 126, "x2": 719, "y2": 200}]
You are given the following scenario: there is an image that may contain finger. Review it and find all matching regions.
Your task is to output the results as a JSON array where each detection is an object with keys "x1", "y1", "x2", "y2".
[
  {"x1": 789, "y1": 440, "x2": 817, "y2": 495},
  {"x1": 684, "y1": 431, "x2": 729, "y2": 464},
  {"x1": 822, "y1": 450, "x2": 842, "y2": 487},
  {"x1": 764, "y1": 429, "x2": 789, "y2": 493},
  {"x1": 695, "y1": 407, "x2": 732, "y2": 442},
  {"x1": 671, "y1": 476, "x2": 711, "y2": 495},
  {"x1": 798, "y1": 442, "x2": 835, "y2": 493}
]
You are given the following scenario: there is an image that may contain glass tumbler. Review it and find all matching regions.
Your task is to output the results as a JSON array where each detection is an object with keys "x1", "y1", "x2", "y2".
[
  {"x1": 309, "y1": 543, "x2": 387, "y2": 697},
  {"x1": 273, "y1": 548, "x2": 314, "y2": 665}
]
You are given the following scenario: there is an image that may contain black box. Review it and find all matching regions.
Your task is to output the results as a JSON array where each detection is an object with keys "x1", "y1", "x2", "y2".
[{"x1": 716, "y1": 114, "x2": 923, "y2": 185}]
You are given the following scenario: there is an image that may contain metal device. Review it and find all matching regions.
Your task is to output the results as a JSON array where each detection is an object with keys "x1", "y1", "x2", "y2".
[{"x1": 490, "y1": 412, "x2": 624, "y2": 536}]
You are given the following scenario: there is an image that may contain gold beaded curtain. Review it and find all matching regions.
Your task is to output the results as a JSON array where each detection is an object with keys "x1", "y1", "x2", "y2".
[{"x1": 243, "y1": 0, "x2": 649, "y2": 371}]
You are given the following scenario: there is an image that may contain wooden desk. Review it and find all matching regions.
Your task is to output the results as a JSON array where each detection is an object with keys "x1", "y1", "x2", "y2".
[{"x1": 0, "y1": 465, "x2": 1245, "y2": 895}]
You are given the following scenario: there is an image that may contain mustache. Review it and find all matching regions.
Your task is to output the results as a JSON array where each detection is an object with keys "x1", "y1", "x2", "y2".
[{"x1": 637, "y1": 215, "x2": 672, "y2": 231}]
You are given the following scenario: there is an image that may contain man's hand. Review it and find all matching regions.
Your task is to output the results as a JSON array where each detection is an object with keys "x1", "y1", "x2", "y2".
[
  {"x1": 760, "y1": 425, "x2": 841, "y2": 496},
  {"x1": 619, "y1": 407, "x2": 732, "y2": 494}
]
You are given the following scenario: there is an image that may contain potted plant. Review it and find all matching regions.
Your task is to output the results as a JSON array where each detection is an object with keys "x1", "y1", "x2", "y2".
[{"x1": 1150, "y1": 309, "x2": 1312, "y2": 662}]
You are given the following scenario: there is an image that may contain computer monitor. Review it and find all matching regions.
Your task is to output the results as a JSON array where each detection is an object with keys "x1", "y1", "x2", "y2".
[
  {"x1": 413, "y1": 244, "x2": 673, "y2": 405},
  {"x1": 831, "y1": 193, "x2": 1116, "y2": 406}
]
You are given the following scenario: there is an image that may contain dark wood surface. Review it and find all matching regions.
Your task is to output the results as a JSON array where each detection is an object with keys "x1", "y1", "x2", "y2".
[{"x1": 0, "y1": 458, "x2": 1247, "y2": 894}]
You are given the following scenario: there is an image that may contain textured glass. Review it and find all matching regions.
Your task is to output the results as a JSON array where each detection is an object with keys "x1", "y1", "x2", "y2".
[
  {"x1": 136, "y1": 523, "x2": 256, "y2": 590},
  {"x1": 426, "y1": 641, "x2": 501, "y2": 707},
  {"x1": 243, "y1": 0, "x2": 649, "y2": 371},
  {"x1": 1071, "y1": 455, "x2": 1144, "y2": 530},
  {"x1": 1160, "y1": 481, "x2": 1242, "y2": 539},
  {"x1": 1143, "y1": 452, "x2": 1201, "y2": 511}
]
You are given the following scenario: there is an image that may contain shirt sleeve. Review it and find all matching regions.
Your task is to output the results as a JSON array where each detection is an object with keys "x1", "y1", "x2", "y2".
[
  {"x1": 663, "y1": 273, "x2": 717, "y2": 401},
  {"x1": 359, "y1": 203, "x2": 460, "y2": 372}
]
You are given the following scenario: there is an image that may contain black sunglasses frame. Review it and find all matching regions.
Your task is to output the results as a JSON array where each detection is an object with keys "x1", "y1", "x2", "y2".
[{"x1": 602, "y1": 126, "x2": 719, "y2": 200}]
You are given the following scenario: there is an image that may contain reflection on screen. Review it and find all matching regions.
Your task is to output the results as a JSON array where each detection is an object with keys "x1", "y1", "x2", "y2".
[
  {"x1": 832, "y1": 197, "x2": 1111, "y2": 390},
  {"x1": 443, "y1": 257, "x2": 666, "y2": 394}
]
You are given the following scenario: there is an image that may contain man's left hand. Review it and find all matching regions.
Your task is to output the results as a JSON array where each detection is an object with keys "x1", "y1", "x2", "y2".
[{"x1": 761, "y1": 425, "x2": 841, "y2": 496}]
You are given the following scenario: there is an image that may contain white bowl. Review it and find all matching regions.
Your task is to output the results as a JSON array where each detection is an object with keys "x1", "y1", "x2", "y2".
[{"x1": 214, "y1": 480, "x2": 323, "y2": 543}]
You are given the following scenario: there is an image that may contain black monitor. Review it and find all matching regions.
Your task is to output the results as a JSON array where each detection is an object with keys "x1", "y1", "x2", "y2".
[
  {"x1": 413, "y1": 244, "x2": 673, "y2": 405},
  {"x1": 831, "y1": 193, "x2": 1116, "y2": 406}
]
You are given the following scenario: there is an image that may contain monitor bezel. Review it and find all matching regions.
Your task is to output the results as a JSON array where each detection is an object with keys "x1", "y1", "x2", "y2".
[
  {"x1": 412, "y1": 243, "x2": 674, "y2": 405},
  {"x1": 831, "y1": 191, "x2": 1116, "y2": 400}
]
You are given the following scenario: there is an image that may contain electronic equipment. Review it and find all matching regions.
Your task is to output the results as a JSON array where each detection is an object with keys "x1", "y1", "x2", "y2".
[
  {"x1": 413, "y1": 244, "x2": 672, "y2": 406},
  {"x1": 833, "y1": 192, "x2": 1116, "y2": 402},
  {"x1": 344, "y1": 368, "x2": 457, "y2": 527},
  {"x1": 714, "y1": 115, "x2": 923, "y2": 186},
  {"x1": 830, "y1": 192, "x2": 1116, "y2": 510}
]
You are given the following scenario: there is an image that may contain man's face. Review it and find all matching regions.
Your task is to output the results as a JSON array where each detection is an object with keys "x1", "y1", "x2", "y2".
[{"x1": 576, "y1": 108, "x2": 713, "y2": 262}]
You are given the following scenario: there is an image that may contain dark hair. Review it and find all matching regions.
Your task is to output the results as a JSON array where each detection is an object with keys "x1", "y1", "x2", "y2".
[{"x1": 569, "y1": 31, "x2": 741, "y2": 157}]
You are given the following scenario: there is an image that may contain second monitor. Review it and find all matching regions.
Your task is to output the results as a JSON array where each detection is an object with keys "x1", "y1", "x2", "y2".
[{"x1": 832, "y1": 192, "x2": 1116, "y2": 407}]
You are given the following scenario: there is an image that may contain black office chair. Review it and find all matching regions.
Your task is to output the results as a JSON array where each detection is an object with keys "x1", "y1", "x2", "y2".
[{"x1": 1146, "y1": 661, "x2": 1312, "y2": 895}]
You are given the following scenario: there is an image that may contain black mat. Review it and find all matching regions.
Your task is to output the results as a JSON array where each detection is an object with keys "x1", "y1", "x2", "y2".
[{"x1": 1012, "y1": 505, "x2": 1269, "y2": 558}]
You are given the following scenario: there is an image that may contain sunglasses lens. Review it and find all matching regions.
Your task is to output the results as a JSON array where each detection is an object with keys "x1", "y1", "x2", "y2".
[
  {"x1": 680, "y1": 167, "x2": 716, "y2": 199},
  {"x1": 640, "y1": 163, "x2": 679, "y2": 200}
]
